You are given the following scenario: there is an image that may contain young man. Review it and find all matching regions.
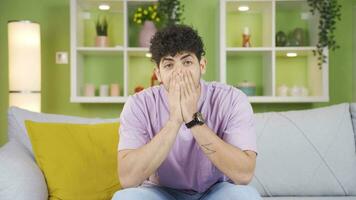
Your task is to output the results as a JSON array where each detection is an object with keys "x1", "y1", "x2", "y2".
[{"x1": 112, "y1": 25, "x2": 261, "y2": 200}]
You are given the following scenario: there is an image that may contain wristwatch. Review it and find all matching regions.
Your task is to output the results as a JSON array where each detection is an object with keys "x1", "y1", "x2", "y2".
[{"x1": 185, "y1": 112, "x2": 205, "y2": 129}]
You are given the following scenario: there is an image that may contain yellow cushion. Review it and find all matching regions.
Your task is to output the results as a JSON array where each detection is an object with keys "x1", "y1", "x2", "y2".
[{"x1": 25, "y1": 120, "x2": 121, "y2": 200}]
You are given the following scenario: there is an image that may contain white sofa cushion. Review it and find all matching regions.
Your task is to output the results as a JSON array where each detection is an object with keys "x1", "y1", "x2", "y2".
[
  {"x1": 8, "y1": 106, "x2": 119, "y2": 156},
  {"x1": 250, "y1": 103, "x2": 356, "y2": 197}
]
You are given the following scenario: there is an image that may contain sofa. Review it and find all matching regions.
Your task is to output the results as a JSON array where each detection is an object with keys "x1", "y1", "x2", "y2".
[{"x1": 0, "y1": 103, "x2": 356, "y2": 200}]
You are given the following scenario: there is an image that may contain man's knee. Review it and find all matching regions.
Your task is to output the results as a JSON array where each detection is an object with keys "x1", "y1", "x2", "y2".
[
  {"x1": 111, "y1": 186, "x2": 174, "y2": 200},
  {"x1": 206, "y1": 182, "x2": 262, "y2": 200},
  {"x1": 233, "y1": 184, "x2": 262, "y2": 199},
  {"x1": 111, "y1": 188, "x2": 143, "y2": 200},
  {"x1": 225, "y1": 183, "x2": 262, "y2": 200}
]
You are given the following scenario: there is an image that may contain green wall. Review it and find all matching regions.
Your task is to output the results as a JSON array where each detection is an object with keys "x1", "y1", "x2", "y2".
[{"x1": 1, "y1": 0, "x2": 355, "y2": 146}]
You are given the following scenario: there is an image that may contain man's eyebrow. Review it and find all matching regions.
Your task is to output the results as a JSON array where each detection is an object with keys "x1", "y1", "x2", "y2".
[
  {"x1": 162, "y1": 57, "x2": 174, "y2": 62},
  {"x1": 180, "y1": 54, "x2": 193, "y2": 60}
]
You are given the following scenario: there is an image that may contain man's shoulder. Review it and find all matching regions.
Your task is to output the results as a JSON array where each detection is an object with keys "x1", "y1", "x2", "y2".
[
  {"x1": 128, "y1": 85, "x2": 163, "y2": 105},
  {"x1": 206, "y1": 81, "x2": 244, "y2": 99}
]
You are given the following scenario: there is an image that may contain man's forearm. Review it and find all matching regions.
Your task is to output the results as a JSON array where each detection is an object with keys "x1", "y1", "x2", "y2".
[
  {"x1": 119, "y1": 120, "x2": 181, "y2": 187},
  {"x1": 190, "y1": 124, "x2": 256, "y2": 185}
]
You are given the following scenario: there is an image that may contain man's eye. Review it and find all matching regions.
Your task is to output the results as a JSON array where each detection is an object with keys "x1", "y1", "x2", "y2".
[
  {"x1": 164, "y1": 64, "x2": 173, "y2": 69},
  {"x1": 184, "y1": 60, "x2": 193, "y2": 65}
]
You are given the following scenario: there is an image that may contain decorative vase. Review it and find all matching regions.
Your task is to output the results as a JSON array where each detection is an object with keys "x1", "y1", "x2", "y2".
[
  {"x1": 293, "y1": 28, "x2": 305, "y2": 46},
  {"x1": 242, "y1": 27, "x2": 251, "y2": 47},
  {"x1": 288, "y1": 31, "x2": 299, "y2": 46},
  {"x1": 110, "y1": 83, "x2": 120, "y2": 96},
  {"x1": 276, "y1": 31, "x2": 287, "y2": 47},
  {"x1": 277, "y1": 84, "x2": 289, "y2": 96},
  {"x1": 236, "y1": 80, "x2": 256, "y2": 96},
  {"x1": 96, "y1": 36, "x2": 108, "y2": 47},
  {"x1": 139, "y1": 21, "x2": 157, "y2": 47}
]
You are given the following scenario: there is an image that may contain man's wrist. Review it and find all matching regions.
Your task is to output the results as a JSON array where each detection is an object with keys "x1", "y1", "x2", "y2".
[
  {"x1": 184, "y1": 111, "x2": 196, "y2": 123},
  {"x1": 185, "y1": 116, "x2": 194, "y2": 123},
  {"x1": 167, "y1": 119, "x2": 182, "y2": 127}
]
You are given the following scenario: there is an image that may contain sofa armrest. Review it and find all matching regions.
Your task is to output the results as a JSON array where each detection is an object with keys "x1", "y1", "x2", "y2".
[
  {"x1": 0, "y1": 141, "x2": 48, "y2": 200},
  {"x1": 350, "y1": 103, "x2": 356, "y2": 137}
]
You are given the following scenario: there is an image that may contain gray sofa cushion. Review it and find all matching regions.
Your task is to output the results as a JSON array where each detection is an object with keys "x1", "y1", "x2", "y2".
[
  {"x1": 350, "y1": 103, "x2": 356, "y2": 144},
  {"x1": 263, "y1": 197, "x2": 356, "y2": 200},
  {"x1": 0, "y1": 140, "x2": 47, "y2": 200},
  {"x1": 8, "y1": 106, "x2": 119, "y2": 156},
  {"x1": 250, "y1": 103, "x2": 356, "y2": 197}
]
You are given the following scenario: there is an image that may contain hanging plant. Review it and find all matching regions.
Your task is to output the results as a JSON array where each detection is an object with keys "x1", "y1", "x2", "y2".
[
  {"x1": 158, "y1": 0, "x2": 184, "y2": 26},
  {"x1": 307, "y1": 0, "x2": 342, "y2": 68}
]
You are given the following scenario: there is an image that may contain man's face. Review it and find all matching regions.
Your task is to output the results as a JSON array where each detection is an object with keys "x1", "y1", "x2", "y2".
[{"x1": 154, "y1": 52, "x2": 207, "y2": 91}]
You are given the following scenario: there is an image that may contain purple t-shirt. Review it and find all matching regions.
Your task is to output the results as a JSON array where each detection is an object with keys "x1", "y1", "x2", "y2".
[{"x1": 118, "y1": 79, "x2": 257, "y2": 193}]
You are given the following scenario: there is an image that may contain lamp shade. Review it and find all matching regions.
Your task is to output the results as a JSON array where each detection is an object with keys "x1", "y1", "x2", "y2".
[{"x1": 8, "y1": 20, "x2": 41, "y2": 112}]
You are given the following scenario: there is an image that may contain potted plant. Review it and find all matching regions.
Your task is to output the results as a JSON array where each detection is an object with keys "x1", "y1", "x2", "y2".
[
  {"x1": 132, "y1": 0, "x2": 185, "y2": 47},
  {"x1": 133, "y1": 5, "x2": 161, "y2": 47},
  {"x1": 307, "y1": 0, "x2": 342, "y2": 68},
  {"x1": 95, "y1": 16, "x2": 108, "y2": 47}
]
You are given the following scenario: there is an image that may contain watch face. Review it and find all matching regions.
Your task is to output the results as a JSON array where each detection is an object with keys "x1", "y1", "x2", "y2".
[{"x1": 195, "y1": 112, "x2": 205, "y2": 124}]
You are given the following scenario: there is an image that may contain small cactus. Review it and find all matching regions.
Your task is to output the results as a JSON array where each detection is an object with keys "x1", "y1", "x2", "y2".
[{"x1": 96, "y1": 17, "x2": 108, "y2": 36}]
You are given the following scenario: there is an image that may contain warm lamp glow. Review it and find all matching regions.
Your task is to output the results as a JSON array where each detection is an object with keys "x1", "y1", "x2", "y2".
[
  {"x1": 98, "y1": 4, "x2": 110, "y2": 10},
  {"x1": 238, "y1": 6, "x2": 250, "y2": 12},
  {"x1": 145, "y1": 52, "x2": 152, "y2": 58},
  {"x1": 8, "y1": 20, "x2": 41, "y2": 112},
  {"x1": 286, "y1": 52, "x2": 298, "y2": 57}
]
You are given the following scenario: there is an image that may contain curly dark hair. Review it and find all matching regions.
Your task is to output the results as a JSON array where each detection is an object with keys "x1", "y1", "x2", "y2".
[{"x1": 149, "y1": 24, "x2": 206, "y2": 66}]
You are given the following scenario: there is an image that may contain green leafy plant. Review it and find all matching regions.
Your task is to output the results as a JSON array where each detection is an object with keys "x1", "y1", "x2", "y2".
[
  {"x1": 307, "y1": 0, "x2": 342, "y2": 68},
  {"x1": 158, "y1": 0, "x2": 184, "y2": 26},
  {"x1": 96, "y1": 16, "x2": 108, "y2": 36},
  {"x1": 133, "y1": 5, "x2": 161, "y2": 25}
]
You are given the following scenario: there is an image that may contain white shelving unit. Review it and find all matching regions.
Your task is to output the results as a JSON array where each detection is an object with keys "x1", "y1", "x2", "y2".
[
  {"x1": 220, "y1": 0, "x2": 329, "y2": 103},
  {"x1": 70, "y1": 0, "x2": 156, "y2": 103},
  {"x1": 70, "y1": 0, "x2": 329, "y2": 103}
]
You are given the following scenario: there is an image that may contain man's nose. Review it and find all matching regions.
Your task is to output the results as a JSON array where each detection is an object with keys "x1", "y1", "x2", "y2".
[{"x1": 173, "y1": 64, "x2": 183, "y2": 73}]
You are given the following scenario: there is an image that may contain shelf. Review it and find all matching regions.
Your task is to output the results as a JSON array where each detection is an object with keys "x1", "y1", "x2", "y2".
[
  {"x1": 70, "y1": 0, "x2": 329, "y2": 103},
  {"x1": 127, "y1": 47, "x2": 150, "y2": 52},
  {"x1": 71, "y1": 0, "x2": 160, "y2": 103},
  {"x1": 74, "y1": 52, "x2": 124, "y2": 97},
  {"x1": 227, "y1": 47, "x2": 273, "y2": 52},
  {"x1": 75, "y1": 0, "x2": 124, "y2": 47},
  {"x1": 275, "y1": 49, "x2": 324, "y2": 97},
  {"x1": 127, "y1": 53, "x2": 155, "y2": 95},
  {"x1": 71, "y1": 96, "x2": 128, "y2": 103},
  {"x1": 225, "y1": 1, "x2": 272, "y2": 47},
  {"x1": 275, "y1": 0, "x2": 318, "y2": 47},
  {"x1": 127, "y1": 47, "x2": 151, "y2": 57},
  {"x1": 275, "y1": 46, "x2": 316, "y2": 51},
  {"x1": 220, "y1": 0, "x2": 328, "y2": 103},
  {"x1": 226, "y1": 51, "x2": 273, "y2": 96},
  {"x1": 248, "y1": 96, "x2": 329, "y2": 103},
  {"x1": 77, "y1": 46, "x2": 125, "y2": 55}
]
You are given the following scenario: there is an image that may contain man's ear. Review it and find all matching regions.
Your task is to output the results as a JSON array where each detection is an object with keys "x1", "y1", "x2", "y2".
[
  {"x1": 200, "y1": 57, "x2": 207, "y2": 75},
  {"x1": 154, "y1": 66, "x2": 162, "y2": 83}
]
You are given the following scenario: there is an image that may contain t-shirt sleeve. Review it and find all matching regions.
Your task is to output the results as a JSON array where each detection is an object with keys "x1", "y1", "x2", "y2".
[
  {"x1": 222, "y1": 90, "x2": 257, "y2": 154},
  {"x1": 118, "y1": 96, "x2": 149, "y2": 151}
]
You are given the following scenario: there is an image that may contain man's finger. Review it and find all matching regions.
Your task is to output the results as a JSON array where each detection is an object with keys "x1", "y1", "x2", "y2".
[
  {"x1": 187, "y1": 70, "x2": 196, "y2": 92},
  {"x1": 184, "y1": 71, "x2": 194, "y2": 94},
  {"x1": 179, "y1": 73, "x2": 187, "y2": 99}
]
